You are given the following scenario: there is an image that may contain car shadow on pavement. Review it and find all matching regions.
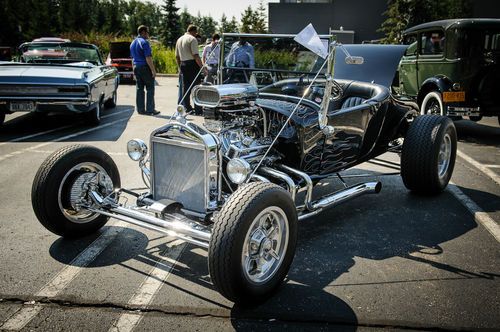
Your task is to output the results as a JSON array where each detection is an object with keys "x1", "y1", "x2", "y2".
[
  {"x1": 454, "y1": 119, "x2": 500, "y2": 147},
  {"x1": 0, "y1": 105, "x2": 134, "y2": 142},
  {"x1": 46, "y1": 176, "x2": 492, "y2": 328}
]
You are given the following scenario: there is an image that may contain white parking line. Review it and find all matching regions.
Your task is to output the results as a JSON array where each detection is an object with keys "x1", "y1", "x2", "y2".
[
  {"x1": 448, "y1": 184, "x2": 500, "y2": 243},
  {"x1": 109, "y1": 240, "x2": 186, "y2": 332},
  {"x1": 0, "y1": 221, "x2": 126, "y2": 331},
  {"x1": 457, "y1": 150, "x2": 500, "y2": 186},
  {"x1": 0, "y1": 116, "x2": 132, "y2": 163},
  {"x1": 0, "y1": 108, "x2": 134, "y2": 147}
]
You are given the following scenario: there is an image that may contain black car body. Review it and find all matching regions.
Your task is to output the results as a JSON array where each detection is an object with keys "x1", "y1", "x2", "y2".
[
  {"x1": 31, "y1": 33, "x2": 457, "y2": 304},
  {"x1": 396, "y1": 18, "x2": 500, "y2": 121}
]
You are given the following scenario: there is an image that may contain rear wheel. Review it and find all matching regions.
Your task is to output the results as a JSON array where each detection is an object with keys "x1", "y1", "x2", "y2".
[
  {"x1": 32, "y1": 145, "x2": 120, "y2": 237},
  {"x1": 421, "y1": 91, "x2": 444, "y2": 116},
  {"x1": 0, "y1": 113, "x2": 4, "y2": 126},
  {"x1": 401, "y1": 115, "x2": 457, "y2": 195},
  {"x1": 208, "y1": 182, "x2": 298, "y2": 304}
]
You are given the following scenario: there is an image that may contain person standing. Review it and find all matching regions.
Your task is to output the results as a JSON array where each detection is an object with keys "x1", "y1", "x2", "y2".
[
  {"x1": 202, "y1": 33, "x2": 220, "y2": 84},
  {"x1": 130, "y1": 25, "x2": 159, "y2": 116},
  {"x1": 175, "y1": 25, "x2": 205, "y2": 115},
  {"x1": 224, "y1": 37, "x2": 254, "y2": 83}
]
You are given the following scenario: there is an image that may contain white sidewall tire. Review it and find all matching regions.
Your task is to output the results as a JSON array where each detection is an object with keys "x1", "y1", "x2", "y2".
[{"x1": 421, "y1": 91, "x2": 444, "y2": 116}]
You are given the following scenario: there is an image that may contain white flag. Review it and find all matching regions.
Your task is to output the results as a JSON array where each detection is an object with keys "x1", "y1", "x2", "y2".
[{"x1": 293, "y1": 23, "x2": 329, "y2": 59}]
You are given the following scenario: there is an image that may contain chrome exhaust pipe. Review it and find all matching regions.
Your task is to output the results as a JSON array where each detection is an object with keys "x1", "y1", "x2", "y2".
[{"x1": 299, "y1": 181, "x2": 382, "y2": 221}]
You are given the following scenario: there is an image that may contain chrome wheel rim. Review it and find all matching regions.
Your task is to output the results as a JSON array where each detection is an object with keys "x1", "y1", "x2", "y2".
[
  {"x1": 438, "y1": 133, "x2": 452, "y2": 178},
  {"x1": 241, "y1": 206, "x2": 289, "y2": 284},
  {"x1": 426, "y1": 98, "x2": 441, "y2": 115},
  {"x1": 58, "y1": 162, "x2": 114, "y2": 223}
]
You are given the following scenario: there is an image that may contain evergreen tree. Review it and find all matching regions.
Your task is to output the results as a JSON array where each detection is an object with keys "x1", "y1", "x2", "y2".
[
  {"x1": 160, "y1": 0, "x2": 180, "y2": 47},
  {"x1": 379, "y1": 0, "x2": 473, "y2": 44},
  {"x1": 240, "y1": 6, "x2": 254, "y2": 33},
  {"x1": 227, "y1": 16, "x2": 239, "y2": 33},
  {"x1": 179, "y1": 7, "x2": 194, "y2": 35},
  {"x1": 253, "y1": 0, "x2": 267, "y2": 33}
]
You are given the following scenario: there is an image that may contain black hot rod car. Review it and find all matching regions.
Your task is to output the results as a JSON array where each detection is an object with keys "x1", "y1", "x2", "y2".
[{"x1": 31, "y1": 34, "x2": 457, "y2": 304}]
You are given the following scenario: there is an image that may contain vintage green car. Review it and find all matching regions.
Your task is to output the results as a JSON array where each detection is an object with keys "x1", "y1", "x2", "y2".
[{"x1": 396, "y1": 18, "x2": 500, "y2": 122}]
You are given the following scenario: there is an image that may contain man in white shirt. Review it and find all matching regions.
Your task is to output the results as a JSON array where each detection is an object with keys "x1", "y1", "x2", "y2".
[
  {"x1": 175, "y1": 24, "x2": 205, "y2": 114},
  {"x1": 202, "y1": 33, "x2": 220, "y2": 84}
]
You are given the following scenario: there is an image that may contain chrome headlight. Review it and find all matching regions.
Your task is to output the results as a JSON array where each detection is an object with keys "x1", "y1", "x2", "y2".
[
  {"x1": 227, "y1": 158, "x2": 251, "y2": 184},
  {"x1": 127, "y1": 139, "x2": 148, "y2": 161}
]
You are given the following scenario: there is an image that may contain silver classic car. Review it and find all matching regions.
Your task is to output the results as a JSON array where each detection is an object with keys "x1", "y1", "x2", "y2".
[{"x1": 0, "y1": 42, "x2": 118, "y2": 126}]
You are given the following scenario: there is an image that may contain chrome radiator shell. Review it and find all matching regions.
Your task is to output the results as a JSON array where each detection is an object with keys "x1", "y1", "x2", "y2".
[
  {"x1": 150, "y1": 122, "x2": 220, "y2": 214},
  {"x1": 192, "y1": 83, "x2": 258, "y2": 108}
]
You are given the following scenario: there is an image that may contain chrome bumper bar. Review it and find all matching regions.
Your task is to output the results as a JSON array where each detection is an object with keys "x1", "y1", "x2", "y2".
[{"x1": 88, "y1": 191, "x2": 211, "y2": 248}]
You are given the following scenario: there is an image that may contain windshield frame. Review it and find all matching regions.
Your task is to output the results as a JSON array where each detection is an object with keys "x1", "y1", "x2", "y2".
[{"x1": 18, "y1": 42, "x2": 104, "y2": 66}]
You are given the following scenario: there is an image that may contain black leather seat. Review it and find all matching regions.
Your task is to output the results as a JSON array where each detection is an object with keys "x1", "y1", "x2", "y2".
[{"x1": 337, "y1": 80, "x2": 390, "y2": 111}]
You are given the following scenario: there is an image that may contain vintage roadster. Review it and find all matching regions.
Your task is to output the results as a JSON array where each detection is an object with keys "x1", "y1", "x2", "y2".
[{"x1": 31, "y1": 34, "x2": 457, "y2": 304}]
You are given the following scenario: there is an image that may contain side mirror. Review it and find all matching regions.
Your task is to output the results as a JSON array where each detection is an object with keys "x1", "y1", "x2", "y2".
[{"x1": 345, "y1": 56, "x2": 364, "y2": 65}]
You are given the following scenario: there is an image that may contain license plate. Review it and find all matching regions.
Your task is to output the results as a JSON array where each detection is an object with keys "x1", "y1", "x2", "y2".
[
  {"x1": 443, "y1": 91, "x2": 465, "y2": 102},
  {"x1": 123, "y1": 74, "x2": 132, "y2": 79},
  {"x1": 9, "y1": 101, "x2": 36, "y2": 112}
]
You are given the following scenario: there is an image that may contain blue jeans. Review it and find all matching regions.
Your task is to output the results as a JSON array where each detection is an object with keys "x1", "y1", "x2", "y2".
[{"x1": 134, "y1": 65, "x2": 155, "y2": 113}]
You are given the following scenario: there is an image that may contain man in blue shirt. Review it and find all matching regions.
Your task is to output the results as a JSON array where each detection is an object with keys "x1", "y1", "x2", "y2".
[
  {"x1": 224, "y1": 37, "x2": 254, "y2": 83},
  {"x1": 130, "y1": 25, "x2": 159, "y2": 115}
]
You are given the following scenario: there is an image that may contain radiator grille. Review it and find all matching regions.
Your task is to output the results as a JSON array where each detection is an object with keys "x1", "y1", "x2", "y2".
[{"x1": 152, "y1": 140, "x2": 206, "y2": 213}]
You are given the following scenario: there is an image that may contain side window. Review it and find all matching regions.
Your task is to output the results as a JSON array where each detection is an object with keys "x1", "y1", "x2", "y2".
[
  {"x1": 403, "y1": 34, "x2": 417, "y2": 56},
  {"x1": 420, "y1": 30, "x2": 444, "y2": 55}
]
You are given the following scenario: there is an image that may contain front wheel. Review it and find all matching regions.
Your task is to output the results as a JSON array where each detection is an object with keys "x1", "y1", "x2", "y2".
[
  {"x1": 208, "y1": 183, "x2": 298, "y2": 304},
  {"x1": 86, "y1": 100, "x2": 102, "y2": 125},
  {"x1": 401, "y1": 115, "x2": 457, "y2": 195},
  {"x1": 421, "y1": 91, "x2": 444, "y2": 115},
  {"x1": 32, "y1": 145, "x2": 120, "y2": 237},
  {"x1": 104, "y1": 90, "x2": 117, "y2": 108}
]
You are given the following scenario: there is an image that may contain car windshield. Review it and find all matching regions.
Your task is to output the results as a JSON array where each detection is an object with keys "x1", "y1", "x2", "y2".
[
  {"x1": 20, "y1": 43, "x2": 102, "y2": 65},
  {"x1": 219, "y1": 34, "x2": 330, "y2": 89}
]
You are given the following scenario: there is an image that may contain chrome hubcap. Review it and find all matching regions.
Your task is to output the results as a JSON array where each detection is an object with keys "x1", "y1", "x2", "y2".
[
  {"x1": 438, "y1": 133, "x2": 452, "y2": 178},
  {"x1": 242, "y1": 206, "x2": 289, "y2": 284},
  {"x1": 427, "y1": 99, "x2": 441, "y2": 115},
  {"x1": 58, "y1": 162, "x2": 114, "y2": 223}
]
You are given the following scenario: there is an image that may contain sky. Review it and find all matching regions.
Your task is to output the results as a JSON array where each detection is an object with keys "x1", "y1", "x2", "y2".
[{"x1": 149, "y1": 0, "x2": 280, "y2": 21}]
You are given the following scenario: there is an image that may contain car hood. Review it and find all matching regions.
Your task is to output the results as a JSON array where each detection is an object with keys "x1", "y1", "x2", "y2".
[
  {"x1": 333, "y1": 44, "x2": 408, "y2": 88},
  {"x1": 0, "y1": 64, "x2": 93, "y2": 83}
]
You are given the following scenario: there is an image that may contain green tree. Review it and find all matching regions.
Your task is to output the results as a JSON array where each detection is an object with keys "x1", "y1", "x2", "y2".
[
  {"x1": 179, "y1": 7, "x2": 194, "y2": 34},
  {"x1": 219, "y1": 14, "x2": 239, "y2": 33},
  {"x1": 379, "y1": 0, "x2": 473, "y2": 44},
  {"x1": 253, "y1": 0, "x2": 267, "y2": 33},
  {"x1": 240, "y1": 6, "x2": 254, "y2": 33},
  {"x1": 160, "y1": 0, "x2": 180, "y2": 47}
]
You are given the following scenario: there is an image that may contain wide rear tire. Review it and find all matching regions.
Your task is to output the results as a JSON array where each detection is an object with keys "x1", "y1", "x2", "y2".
[
  {"x1": 208, "y1": 182, "x2": 298, "y2": 304},
  {"x1": 32, "y1": 145, "x2": 120, "y2": 237},
  {"x1": 401, "y1": 115, "x2": 457, "y2": 195}
]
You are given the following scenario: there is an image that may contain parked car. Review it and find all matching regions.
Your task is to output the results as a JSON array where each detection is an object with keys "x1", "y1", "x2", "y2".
[
  {"x1": 31, "y1": 34, "x2": 457, "y2": 304},
  {"x1": 106, "y1": 41, "x2": 134, "y2": 83},
  {"x1": 0, "y1": 41, "x2": 118, "y2": 126},
  {"x1": 395, "y1": 18, "x2": 500, "y2": 122}
]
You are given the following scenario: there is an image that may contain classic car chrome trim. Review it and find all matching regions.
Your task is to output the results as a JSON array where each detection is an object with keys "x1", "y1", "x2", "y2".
[
  {"x1": 150, "y1": 121, "x2": 220, "y2": 214},
  {"x1": 298, "y1": 182, "x2": 382, "y2": 221},
  {"x1": 259, "y1": 167, "x2": 297, "y2": 202},
  {"x1": 193, "y1": 84, "x2": 258, "y2": 108}
]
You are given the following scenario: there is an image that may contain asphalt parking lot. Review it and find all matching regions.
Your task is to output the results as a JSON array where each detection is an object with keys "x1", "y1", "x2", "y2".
[{"x1": 0, "y1": 77, "x2": 499, "y2": 331}]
